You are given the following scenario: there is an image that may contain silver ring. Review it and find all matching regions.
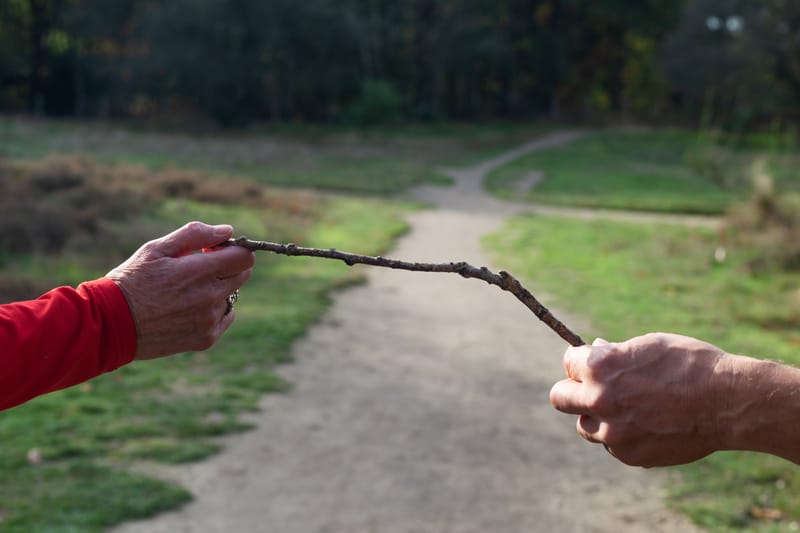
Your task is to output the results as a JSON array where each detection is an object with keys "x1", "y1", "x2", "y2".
[{"x1": 225, "y1": 289, "x2": 240, "y2": 315}]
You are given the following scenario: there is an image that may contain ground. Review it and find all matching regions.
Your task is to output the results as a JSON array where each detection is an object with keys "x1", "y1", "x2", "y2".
[{"x1": 113, "y1": 133, "x2": 702, "y2": 533}]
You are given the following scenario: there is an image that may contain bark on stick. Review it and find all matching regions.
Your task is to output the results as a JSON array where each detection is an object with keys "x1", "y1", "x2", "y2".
[{"x1": 225, "y1": 237, "x2": 585, "y2": 347}]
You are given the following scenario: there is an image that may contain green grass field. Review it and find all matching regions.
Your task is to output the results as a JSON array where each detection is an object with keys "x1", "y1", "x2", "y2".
[
  {"x1": 485, "y1": 214, "x2": 800, "y2": 532},
  {"x1": 0, "y1": 118, "x2": 548, "y2": 195},
  {"x1": 485, "y1": 129, "x2": 800, "y2": 215}
]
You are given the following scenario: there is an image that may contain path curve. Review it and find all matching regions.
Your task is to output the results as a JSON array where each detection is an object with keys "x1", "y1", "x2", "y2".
[{"x1": 114, "y1": 132, "x2": 702, "y2": 533}]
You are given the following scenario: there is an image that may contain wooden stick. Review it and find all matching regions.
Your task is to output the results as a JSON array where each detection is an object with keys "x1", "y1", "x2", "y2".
[{"x1": 225, "y1": 237, "x2": 585, "y2": 347}]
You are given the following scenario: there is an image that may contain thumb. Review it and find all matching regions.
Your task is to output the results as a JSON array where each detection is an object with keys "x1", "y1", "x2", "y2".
[
  {"x1": 151, "y1": 222, "x2": 233, "y2": 258},
  {"x1": 592, "y1": 338, "x2": 610, "y2": 346}
]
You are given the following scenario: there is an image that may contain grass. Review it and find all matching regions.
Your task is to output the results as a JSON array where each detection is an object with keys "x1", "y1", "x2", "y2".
[
  {"x1": 485, "y1": 214, "x2": 800, "y2": 532},
  {"x1": 1, "y1": 462, "x2": 192, "y2": 533},
  {"x1": 0, "y1": 117, "x2": 550, "y2": 195},
  {"x1": 485, "y1": 129, "x2": 800, "y2": 215},
  {"x1": 0, "y1": 155, "x2": 409, "y2": 530}
]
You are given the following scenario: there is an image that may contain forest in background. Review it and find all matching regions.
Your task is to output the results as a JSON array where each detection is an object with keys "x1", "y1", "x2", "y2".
[{"x1": 2, "y1": 0, "x2": 800, "y2": 129}]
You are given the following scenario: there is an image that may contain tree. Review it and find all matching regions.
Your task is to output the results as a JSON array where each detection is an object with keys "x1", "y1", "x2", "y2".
[
  {"x1": 661, "y1": 0, "x2": 798, "y2": 129},
  {"x1": 8, "y1": 0, "x2": 769, "y2": 127}
]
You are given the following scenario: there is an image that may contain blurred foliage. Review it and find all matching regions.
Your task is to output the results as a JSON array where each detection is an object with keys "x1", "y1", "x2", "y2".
[
  {"x1": 0, "y1": 155, "x2": 146, "y2": 257},
  {"x1": 486, "y1": 129, "x2": 740, "y2": 214},
  {"x1": 344, "y1": 80, "x2": 403, "y2": 126},
  {"x1": 725, "y1": 161, "x2": 800, "y2": 273},
  {"x1": 0, "y1": 155, "x2": 312, "y2": 248},
  {"x1": 0, "y1": 116, "x2": 554, "y2": 195},
  {"x1": 0, "y1": 0, "x2": 698, "y2": 125},
  {"x1": 0, "y1": 154, "x2": 320, "y2": 301},
  {"x1": 661, "y1": 0, "x2": 800, "y2": 131},
  {"x1": 6, "y1": 0, "x2": 798, "y2": 130}
]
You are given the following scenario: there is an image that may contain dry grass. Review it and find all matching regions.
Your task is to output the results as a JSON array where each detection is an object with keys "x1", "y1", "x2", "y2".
[
  {"x1": 0, "y1": 155, "x2": 322, "y2": 301},
  {"x1": 0, "y1": 155, "x2": 144, "y2": 255}
]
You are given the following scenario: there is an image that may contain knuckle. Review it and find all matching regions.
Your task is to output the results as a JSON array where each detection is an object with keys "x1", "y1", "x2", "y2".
[
  {"x1": 184, "y1": 220, "x2": 206, "y2": 233},
  {"x1": 138, "y1": 239, "x2": 162, "y2": 257},
  {"x1": 588, "y1": 388, "x2": 615, "y2": 416},
  {"x1": 641, "y1": 332, "x2": 668, "y2": 349},
  {"x1": 585, "y1": 344, "x2": 622, "y2": 380}
]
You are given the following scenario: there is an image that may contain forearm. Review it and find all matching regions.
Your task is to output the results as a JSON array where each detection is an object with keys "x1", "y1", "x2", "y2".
[
  {"x1": 718, "y1": 353, "x2": 800, "y2": 463},
  {"x1": 0, "y1": 278, "x2": 136, "y2": 410}
]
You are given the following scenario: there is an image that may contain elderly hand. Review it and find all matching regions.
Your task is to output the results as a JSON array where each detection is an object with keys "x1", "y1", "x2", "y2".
[
  {"x1": 549, "y1": 333, "x2": 734, "y2": 467},
  {"x1": 106, "y1": 221, "x2": 255, "y2": 360}
]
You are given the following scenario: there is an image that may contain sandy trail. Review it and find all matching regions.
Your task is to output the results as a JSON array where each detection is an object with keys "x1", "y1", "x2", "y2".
[{"x1": 114, "y1": 132, "x2": 701, "y2": 533}]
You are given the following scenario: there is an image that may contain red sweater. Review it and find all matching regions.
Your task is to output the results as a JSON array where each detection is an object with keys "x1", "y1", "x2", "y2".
[{"x1": 0, "y1": 278, "x2": 137, "y2": 410}]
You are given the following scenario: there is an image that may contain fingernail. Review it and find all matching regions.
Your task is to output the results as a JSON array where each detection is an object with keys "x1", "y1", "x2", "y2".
[{"x1": 593, "y1": 338, "x2": 610, "y2": 346}]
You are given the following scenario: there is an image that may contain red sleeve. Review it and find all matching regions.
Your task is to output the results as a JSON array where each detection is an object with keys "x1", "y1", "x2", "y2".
[{"x1": 0, "y1": 278, "x2": 137, "y2": 410}]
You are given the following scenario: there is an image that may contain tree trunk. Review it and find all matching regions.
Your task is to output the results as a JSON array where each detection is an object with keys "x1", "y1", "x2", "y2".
[{"x1": 29, "y1": 0, "x2": 48, "y2": 115}]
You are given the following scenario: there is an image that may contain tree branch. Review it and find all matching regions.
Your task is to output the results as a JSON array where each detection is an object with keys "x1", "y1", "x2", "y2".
[{"x1": 225, "y1": 237, "x2": 585, "y2": 347}]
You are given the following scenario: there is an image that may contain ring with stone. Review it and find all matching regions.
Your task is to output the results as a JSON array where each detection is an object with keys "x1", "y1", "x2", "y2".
[{"x1": 225, "y1": 289, "x2": 240, "y2": 315}]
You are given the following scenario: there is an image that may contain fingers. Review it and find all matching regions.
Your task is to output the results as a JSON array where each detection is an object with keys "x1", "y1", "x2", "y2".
[
  {"x1": 550, "y1": 378, "x2": 598, "y2": 415},
  {"x1": 215, "y1": 301, "x2": 237, "y2": 334},
  {"x1": 554, "y1": 339, "x2": 613, "y2": 414},
  {"x1": 194, "y1": 307, "x2": 236, "y2": 352},
  {"x1": 562, "y1": 337, "x2": 616, "y2": 382},
  {"x1": 173, "y1": 265, "x2": 251, "y2": 318},
  {"x1": 151, "y1": 222, "x2": 234, "y2": 258},
  {"x1": 182, "y1": 244, "x2": 256, "y2": 280},
  {"x1": 577, "y1": 415, "x2": 606, "y2": 443},
  {"x1": 562, "y1": 343, "x2": 590, "y2": 381},
  {"x1": 217, "y1": 268, "x2": 253, "y2": 297}
]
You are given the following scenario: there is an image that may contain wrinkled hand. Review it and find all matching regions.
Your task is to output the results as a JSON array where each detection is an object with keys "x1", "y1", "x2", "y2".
[
  {"x1": 106, "y1": 221, "x2": 255, "y2": 360},
  {"x1": 549, "y1": 333, "x2": 732, "y2": 467}
]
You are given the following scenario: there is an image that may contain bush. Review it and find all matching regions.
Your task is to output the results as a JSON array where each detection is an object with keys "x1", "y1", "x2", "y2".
[
  {"x1": 344, "y1": 80, "x2": 402, "y2": 126},
  {"x1": 0, "y1": 156, "x2": 149, "y2": 255},
  {"x1": 725, "y1": 160, "x2": 800, "y2": 271},
  {"x1": 683, "y1": 143, "x2": 731, "y2": 187},
  {"x1": 0, "y1": 155, "x2": 321, "y2": 258}
]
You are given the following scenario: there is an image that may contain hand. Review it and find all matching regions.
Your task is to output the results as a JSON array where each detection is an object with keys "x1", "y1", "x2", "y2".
[
  {"x1": 106, "y1": 221, "x2": 255, "y2": 360},
  {"x1": 549, "y1": 333, "x2": 731, "y2": 467}
]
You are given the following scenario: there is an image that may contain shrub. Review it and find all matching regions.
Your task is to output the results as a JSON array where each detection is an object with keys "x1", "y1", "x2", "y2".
[
  {"x1": 0, "y1": 155, "x2": 321, "y2": 258},
  {"x1": 683, "y1": 143, "x2": 730, "y2": 187},
  {"x1": 724, "y1": 160, "x2": 800, "y2": 271},
  {"x1": 344, "y1": 80, "x2": 403, "y2": 126},
  {"x1": 28, "y1": 159, "x2": 87, "y2": 192},
  {"x1": 0, "y1": 156, "x2": 149, "y2": 255}
]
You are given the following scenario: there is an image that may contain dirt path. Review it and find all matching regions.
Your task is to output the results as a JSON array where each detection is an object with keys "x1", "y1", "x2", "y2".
[{"x1": 114, "y1": 132, "x2": 702, "y2": 533}]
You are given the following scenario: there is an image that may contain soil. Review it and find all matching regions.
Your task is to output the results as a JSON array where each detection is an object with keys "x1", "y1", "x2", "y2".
[{"x1": 113, "y1": 132, "x2": 703, "y2": 533}]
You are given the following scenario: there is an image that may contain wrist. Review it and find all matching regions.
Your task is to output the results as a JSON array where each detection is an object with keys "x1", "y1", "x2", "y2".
[{"x1": 716, "y1": 353, "x2": 800, "y2": 462}]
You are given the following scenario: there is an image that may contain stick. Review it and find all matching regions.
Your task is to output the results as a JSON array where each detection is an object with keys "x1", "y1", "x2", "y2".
[{"x1": 225, "y1": 237, "x2": 585, "y2": 347}]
